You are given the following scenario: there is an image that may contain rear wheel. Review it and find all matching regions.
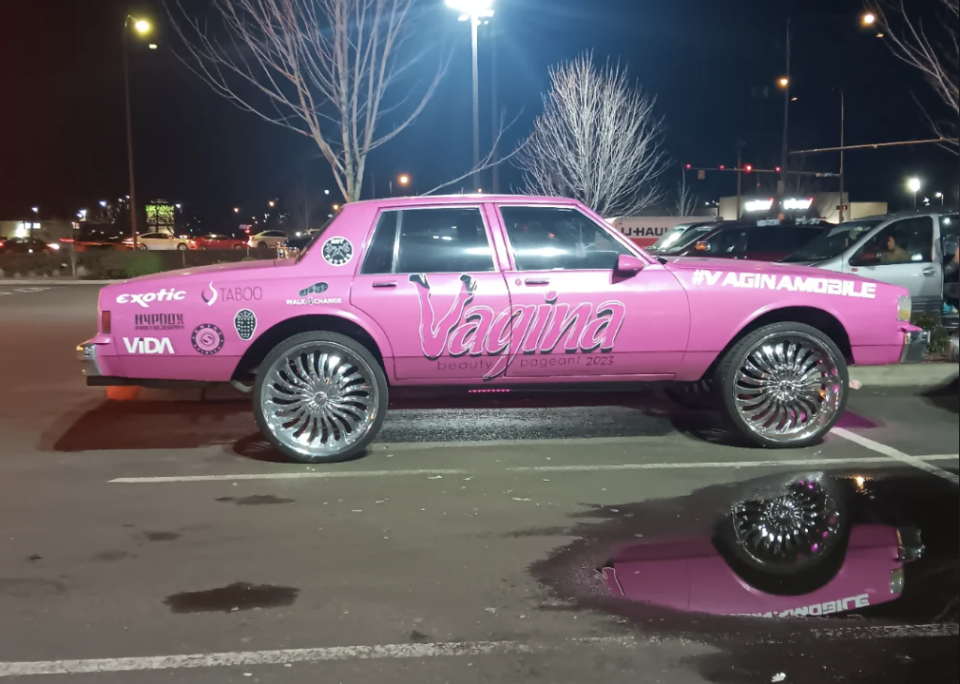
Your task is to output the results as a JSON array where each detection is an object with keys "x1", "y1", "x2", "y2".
[
  {"x1": 258, "y1": 242, "x2": 268, "y2": 250},
  {"x1": 177, "y1": 244, "x2": 188, "y2": 251},
  {"x1": 716, "y1": 322, "x2": 848, "y2": 449},
  {"x1": 233, "y1": 244, "x2": 244, "y2": 250},
  {"x1": 253, "y1": 332, "x2": 388, "y2": 464}
]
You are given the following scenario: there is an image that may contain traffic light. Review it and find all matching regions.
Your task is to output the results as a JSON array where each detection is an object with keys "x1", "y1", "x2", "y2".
[
  {"x1": 775, "y1": 166, "x2": 782, "y2": 173},
  {"x1": 685, "y1": 163, "x2": 692, "y2": 170},
  {"x1": 719, "y1": 165, "x2": 726, "y2": 171},
  {"x1": 745, "y1": 164, "x2": 753, "y2": 173}
]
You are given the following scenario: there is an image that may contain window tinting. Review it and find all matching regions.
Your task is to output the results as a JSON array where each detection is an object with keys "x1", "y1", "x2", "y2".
[
  {"x1": 500, "y1": 206, "x2": 629, "y2": 271},
  {"x1": 851, "y1": 217, "x2": 935, "y2": 266},
  {"x1": 394, "y1": 208, "x2": 494, "y2": 274},
  {"x1": 361, "y1": 211, "x2": 398, "y2": 275}
]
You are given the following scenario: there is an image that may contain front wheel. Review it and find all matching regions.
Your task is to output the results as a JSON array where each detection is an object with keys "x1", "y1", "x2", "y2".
[
  {"x1": 716, "y1": 322, "x2": 848, "y2": 449},
  {"x1": 177, "y1": 244, "x2": 188, "y2": 251},
  {"x1": 258, "y1": 242, "x2": 268, "y2": 250},
  {"x1": 253, "y1": 332, "x2": 388, "y2": 464}
]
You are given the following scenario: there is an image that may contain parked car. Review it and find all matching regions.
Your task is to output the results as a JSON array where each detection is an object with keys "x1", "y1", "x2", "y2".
[
  {"x1": 194, "y1": 233, "x2": 247, "y2": 250},
  {"x1": 648, "y1": 221, "x2": 722, "y2": 254},
  {"x1": 0, "y1": 237, "x2": 58, "y2": 254},
  {"x1": 782, "y1": 209, "x2": 959, "y2": 326},
  {"x1": 122, "y1": 232, "x2": 195, "y2": 251},
  {"x1": 248, "y1": 230, "x2": 288, "y2": 250},
  {"x1": 63, "y1": 223, "x2": 128, "y2": 252},
  {"x1": 277, "y1": 228, "x2": 327, "y2": 259},
  {"x1": 672, "y1": 220, "x2": 832, "y2": 261},
  {"x1": 79, "y1": 195, "x2": 927, "y2": 464}
]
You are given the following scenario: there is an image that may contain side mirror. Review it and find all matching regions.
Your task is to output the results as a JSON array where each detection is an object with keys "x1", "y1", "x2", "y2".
[
  {"x1": 694, "y1": 241, "x2": 711, "y2": 253},
  {"x1": 616, "y1": 254, "x2": 645, "y2": 275}
]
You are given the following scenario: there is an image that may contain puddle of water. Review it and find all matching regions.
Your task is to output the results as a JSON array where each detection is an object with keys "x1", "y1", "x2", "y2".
[{"x1": 163, "y1": 582, "x2": 299, "y2": 614}]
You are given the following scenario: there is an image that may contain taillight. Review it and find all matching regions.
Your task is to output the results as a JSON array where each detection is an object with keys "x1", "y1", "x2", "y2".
[{"x1": 102, "y1": 311, "x2": 112, "y2": 334}]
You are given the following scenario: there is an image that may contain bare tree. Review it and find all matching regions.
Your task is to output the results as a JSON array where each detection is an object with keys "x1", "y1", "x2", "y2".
[
  {"x1": 875, "y1": 0, "x2": 959, "y2": 153},
  {"x1": 516, "y1": 52, "x2": 669, "y2": 217},
  {"x1": 170, "y1": 0, "x2": 443, "y2": 202},
  {"x1": 674, "y1": 172, "x2": 699, "y2": 217}
]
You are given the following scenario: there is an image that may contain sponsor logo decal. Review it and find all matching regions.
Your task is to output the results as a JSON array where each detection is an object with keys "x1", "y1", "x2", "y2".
[
  {"x1": 740, "y1": 594, "x2": 870, "y2": 618},
  {"x1": 134, "y1": 313, "x2": 185, "y2": 332},
  {"x1": 191, "y1": 324, "x2": 225, "y2": 355},
  {"x1": 411, "y1": 274, "x2": 626, "y2": 381},
  {"x1": 202, "y1": 282, "x2": 218, "y2": 306},
  {"x1": 234, "y1": 310, "x2": 257, "y2": 341},
  {"x1": 322, "y1": 237, "x2": 353, "y2": 266},
  {"x1": 299, "y1": 282, "x2": 329, "y2": 297},
  {"x1": 116, "y1": 289, "x2": 186, "y2": 308},
  {"x1": 123, "y1": 337, "x2": 175, "y2": 355},
  {"x1": 286, "y1": 296, "x2": 343, "y2": 306},
  {"x1": 691, "y1": 270, "x2": 877, "y2": 299}
]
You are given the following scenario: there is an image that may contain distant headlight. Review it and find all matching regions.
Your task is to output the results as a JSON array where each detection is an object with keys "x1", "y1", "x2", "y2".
[
  {"x1": 898, "y1": 295, "x2": 912, "y2": 322},
  {"x1": 49, "y1": 243, "x2": 61, "y2": 250}
]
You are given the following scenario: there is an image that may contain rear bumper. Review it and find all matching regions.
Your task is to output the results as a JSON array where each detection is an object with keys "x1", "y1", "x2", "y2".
[
  {"x1": 900, "y1": 329, "x2": 930, "y2": 364},
  {"x1": 77, "y1": 342, "x2": 104, "y2": 378},
  {"x1": 950, "y1": 336, "x2": 959, "y2": 364}
]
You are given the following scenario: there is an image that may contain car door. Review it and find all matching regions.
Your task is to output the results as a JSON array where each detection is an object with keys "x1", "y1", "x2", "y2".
[
  {"x1": 493, "y1": 204, "x2": 690, "y2": 380},
  {"x1": 846, "y1": 216, "x2": 942, "y2": 314},
  {"x1": 350, "y1": 205, "x2": 512, "y2": 382}
]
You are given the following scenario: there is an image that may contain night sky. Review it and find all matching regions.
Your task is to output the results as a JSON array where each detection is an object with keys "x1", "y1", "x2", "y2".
[{"x1": 1, "y1": 0, "x2": 957, "y2": 228}]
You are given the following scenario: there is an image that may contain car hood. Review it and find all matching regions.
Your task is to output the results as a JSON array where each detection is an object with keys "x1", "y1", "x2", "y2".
[
  {"x1": 116, "y1": 258, "x2": 291, "y2": 284},
  {"x1": 665, "y1": 256, "x2": 869, "y2": 282}
]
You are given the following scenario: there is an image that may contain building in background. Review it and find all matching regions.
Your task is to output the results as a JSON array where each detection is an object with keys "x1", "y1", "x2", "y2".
[
  {"x1": 719, "y1": 193, "x2": 888, "y2": 224},
  {"x1": 607, "y1": 215, "x2": 717, "y2": 249}
]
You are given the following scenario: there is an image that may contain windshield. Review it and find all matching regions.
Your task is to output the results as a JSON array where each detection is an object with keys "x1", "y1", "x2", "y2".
[
  {"x1": 651, "y1": 224, "x2": 696, "y2": 250},
  {"x1": 780, "y1": 219, "x2": 883, "y2": 262},
  {"x1": 657, "y1": 225, "x2": 715, "y2": 254}
]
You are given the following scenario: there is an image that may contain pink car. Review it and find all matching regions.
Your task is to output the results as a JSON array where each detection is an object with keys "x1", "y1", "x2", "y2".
[{"x1": 77, "y1": 196, "x2": 928, "y2": 463}]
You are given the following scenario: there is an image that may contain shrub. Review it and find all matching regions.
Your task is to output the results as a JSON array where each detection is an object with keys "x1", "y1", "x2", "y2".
[{"x1": 912, "y1": 313, "x2": 951, "y2": 355}]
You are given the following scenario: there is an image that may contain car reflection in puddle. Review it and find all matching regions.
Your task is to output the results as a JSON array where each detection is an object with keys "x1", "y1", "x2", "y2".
[
  {"x1": 531, "y1": 469, "x2": 958, "y2": 683},
  {"x1": 598, "y1": 474, "x2": 924, "y2": 619}
]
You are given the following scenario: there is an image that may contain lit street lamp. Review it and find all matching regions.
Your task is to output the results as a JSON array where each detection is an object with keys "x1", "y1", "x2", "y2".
[
  {"x1": 446, "y1": 0, "x2": 495, "y2": 191},
  {"x1": 390, "y1": 173, "x2": 412, "y2": 195},
  {"x1": 935, "y1": 192, "x2": 944, "y2": 206},
  {"x1": 99, "y1": 200, "x2": 108, "y2": 208},
  {"x1": 862, "y1": 12, "x2": 876, "y2": 26},
  {"x1": 124, "y1": 16, "x2": 154, "y2": 249},
  {"x1": 908, "y1": 177, "x2": 922, "y2": 207}
]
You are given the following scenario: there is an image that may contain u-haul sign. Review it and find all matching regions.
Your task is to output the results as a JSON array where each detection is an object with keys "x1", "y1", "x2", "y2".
[{"x1": 608, "y1": 216, "x2": 715, "y2": 249}]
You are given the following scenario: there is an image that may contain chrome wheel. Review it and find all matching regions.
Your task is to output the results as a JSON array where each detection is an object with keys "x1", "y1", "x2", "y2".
[
  {"x1": 731, "y1": 477, "x2": 843, "y2": 570},
  {"x1": 260, "y1": 341, "x2": 381, "y2": 461},
  {"x1": 733, "y1": 332, "x2": 844, "y2": 444}
]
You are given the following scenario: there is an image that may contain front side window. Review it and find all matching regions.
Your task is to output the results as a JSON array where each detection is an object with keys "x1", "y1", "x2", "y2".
[
  {"x1": 781, "y1": 219, "x2": 882, "y2": 263},
  {"x1": 360, "y1": 207, "x2": 494, "y2": 275},
  {"x1": 500, "y1": 206, "x2": 629, "y2": 271},
  {"x1": 850, "y1": 217, "x2": 934, "y2": 267}
]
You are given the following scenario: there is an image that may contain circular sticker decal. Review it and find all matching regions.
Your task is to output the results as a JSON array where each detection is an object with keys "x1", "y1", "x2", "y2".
[
  {"x1": 322, "y1": 237, "x2": 354, "y2": 267},
  {"x1": 234, "y1": 310, "x2": 257, "y2": 341},
  {"x1": 192, "y1": 324, "x2": 225, "y2": 355}
]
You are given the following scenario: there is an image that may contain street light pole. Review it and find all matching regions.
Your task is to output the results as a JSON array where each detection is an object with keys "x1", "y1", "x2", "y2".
[{"x1": 123, "y1": 16, "x2": 151, "y2": 249}]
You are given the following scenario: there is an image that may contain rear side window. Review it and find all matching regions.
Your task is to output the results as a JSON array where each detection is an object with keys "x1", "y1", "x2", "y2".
[
  {"x1": 500, "y1": 206, "x2": 629, "y2": 271},
  {"x1": 361, "y1": 207, "x2": 494, "y2": 275},
  {"x1": 941, "y1": 215, "x2": 958, "y2": 258}
]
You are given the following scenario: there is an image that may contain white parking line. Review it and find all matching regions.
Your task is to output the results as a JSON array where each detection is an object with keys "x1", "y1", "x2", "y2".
[
  {"x1": 832, "y1": 428, "x2": 959, "y2": 485},
  {"x1": 109, "y1": 455, "x2": 960, "y2": 484},
  {"x1": 0, "y1": 627, "x2": 955, "y2": 677}
]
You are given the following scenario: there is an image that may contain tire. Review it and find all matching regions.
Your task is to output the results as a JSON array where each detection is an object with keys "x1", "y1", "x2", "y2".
[
  {"x1": 716, "y1": 322, "x2": 848, "y2": 449},
  {"x1": 253, "y1": 331, "x2": 388, "y2": 464},
  {"x1": 138, "y1": 244, "x2": 148, "y2": 251},
  {"x1": 258, "y1": 242, "x2": 268, "y2": 250},
  {"x1": 715, "y1": 473, "x2": 849, "y2": 594},
  {"x1": 177, "y1": 244, "x2": 188, "y2": 251},
  {"x1": 233, "y1": 244, "x2": 244, "y2": 250},
  {"x1": 665, "y1": 378, "x2": 717, "y2": 410},
  {"x1": 199, "y1": 245, "x2": 208, "y2": 251}
]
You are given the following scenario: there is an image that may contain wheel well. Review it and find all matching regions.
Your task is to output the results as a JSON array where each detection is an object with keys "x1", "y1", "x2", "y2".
[
  {"x1": 232, "y1": 315, "x2": 386, "y2": 381},
  {"x1": 703, "y1": 307, "x2": 854, "y2": 379}
]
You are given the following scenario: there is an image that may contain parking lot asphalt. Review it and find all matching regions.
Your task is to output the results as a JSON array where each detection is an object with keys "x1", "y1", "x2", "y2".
[{"x1": 0, "y1": 284, "x2": 957, "y2": 683}]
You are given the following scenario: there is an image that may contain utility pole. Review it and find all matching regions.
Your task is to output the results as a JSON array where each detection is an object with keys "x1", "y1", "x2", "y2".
[
  {"x1": 491, "y1": 24, "x2": 500, "y2": 194},
  {"x1": 838, "y1": 87, "x2": 846, "y2": 224},
  {"x1": 471, "y1": 16, "x2": 481, "y2": 191},
  {"x1": 123, "y1": 19, "x2": 140, "y2": 248},
  {"x1": 779, "y1": 19, "x2": 792, "y2": 204},
  {"x1": 736, "y1": 141, "x2": 745, "y2": 220}
]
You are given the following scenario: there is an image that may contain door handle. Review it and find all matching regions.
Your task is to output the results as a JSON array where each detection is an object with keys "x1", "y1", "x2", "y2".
[
  {"x1": 921, "y1": 267, "x2": 937, "y2": 277},
  {"x1": 372, "y1": 282, "x2": 398, "y2": 289},
  {"x1": 524, "y1": 278, "x2": 551, "y2": 286}
]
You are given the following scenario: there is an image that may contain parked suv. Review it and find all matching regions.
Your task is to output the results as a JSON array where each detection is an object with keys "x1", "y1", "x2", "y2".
[
  {"x1": 78, "y1": 196, "x2": 926, "y2": 464},
  {"x1": 783, "y1": 209, "x2": 959, "y2": 328}
]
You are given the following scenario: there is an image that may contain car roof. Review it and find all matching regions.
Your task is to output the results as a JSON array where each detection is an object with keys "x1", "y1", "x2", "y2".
[{"x1": 341, "y1": 194, "x2": 579, "y2": 210}]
